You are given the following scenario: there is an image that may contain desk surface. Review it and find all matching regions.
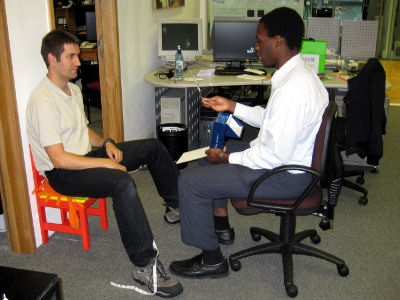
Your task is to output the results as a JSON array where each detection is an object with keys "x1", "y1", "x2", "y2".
[
  {"x1": 79, "y1": 47, "x2": 98, "y2": 60},
  {"x1": 145, "y1": 65, "x2": 391, "y2": 90}
]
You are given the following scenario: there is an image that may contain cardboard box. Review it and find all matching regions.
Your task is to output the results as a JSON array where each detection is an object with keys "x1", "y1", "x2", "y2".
[{"x1": 210, "y1": 113, "x2": 243, "y2": 148}]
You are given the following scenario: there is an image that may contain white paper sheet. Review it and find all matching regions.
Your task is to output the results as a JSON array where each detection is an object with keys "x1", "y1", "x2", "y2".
[
  {"x1": 176, "y1": 146, "x2": 210, "y2": 164},
  {"x1": 197, "y1": 69, "x2": 215, "y2": 77}
]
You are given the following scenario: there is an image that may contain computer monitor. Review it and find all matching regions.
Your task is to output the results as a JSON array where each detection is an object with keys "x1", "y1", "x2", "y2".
[
  {"x1": 213, "y1": 18, "x2": 259, "y2": 69},
  {"x1": 158, "y1": 18, "x2": 202, "y2": 62},
  {"x1": 315, "y1": 8, "x2": 333, "y2": 18},
  {"x1": 85, "y1": 11, "x2": 97, "y2": 42}
]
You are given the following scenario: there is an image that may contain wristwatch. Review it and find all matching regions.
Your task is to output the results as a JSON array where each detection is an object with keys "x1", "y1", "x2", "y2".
[
  {"x1": 218, "y1": 151, "x2": 227, "y2": 163},
  {"x1": 102, "y1": 138, "x2": 116, "y2": 148}
]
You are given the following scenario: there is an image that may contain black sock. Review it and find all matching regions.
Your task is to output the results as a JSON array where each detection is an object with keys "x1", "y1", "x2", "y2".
[
  {"x1": 202, "y1": 248, "x2": 224, "y2": 265},
  {"x1": 214, "y1": 216, "x2": 230, "y2": 230}
]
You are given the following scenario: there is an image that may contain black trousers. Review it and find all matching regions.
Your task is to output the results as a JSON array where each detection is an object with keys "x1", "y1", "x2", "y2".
[{"x1": 45, "y1": 138, "x2": 179, "y2": 266}]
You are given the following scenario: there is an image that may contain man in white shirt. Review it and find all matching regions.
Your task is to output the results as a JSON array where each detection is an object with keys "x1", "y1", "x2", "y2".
[
  {"x1": 170, "y1": 7, "x2": 328, "y2": 279},
  {"x1": 26, "y1": 30, "x2": 182, "y2": 297}
]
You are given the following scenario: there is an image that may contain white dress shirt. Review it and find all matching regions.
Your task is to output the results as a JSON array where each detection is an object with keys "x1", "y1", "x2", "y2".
[{"x1": 229, "y1": 54, "x2": 329, "y2": 170}]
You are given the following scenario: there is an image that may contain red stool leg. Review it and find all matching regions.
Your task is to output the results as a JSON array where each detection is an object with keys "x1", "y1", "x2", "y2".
[
  {"x1": 37, "y1": 200, "x2": 49, "y2": 244},
  {"x1": 78, "y1": 205, "x2": 90, "y2": 250},
  {"x1": 98, "y1": 198, "x2": 108, "y2": 230}
]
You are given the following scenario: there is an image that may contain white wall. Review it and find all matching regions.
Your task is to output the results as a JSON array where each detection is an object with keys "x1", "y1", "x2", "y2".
[
  {"x1": 117, "y1": 0, "x2": 201, "y2": 140},
  {"x1": 5, "y1": 0, "x2": 51, "y2": 246}
]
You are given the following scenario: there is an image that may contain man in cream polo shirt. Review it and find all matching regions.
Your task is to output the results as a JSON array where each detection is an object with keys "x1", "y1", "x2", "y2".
[{"x1": 26, "y1": 30, "x2": 182, "y2": 298}]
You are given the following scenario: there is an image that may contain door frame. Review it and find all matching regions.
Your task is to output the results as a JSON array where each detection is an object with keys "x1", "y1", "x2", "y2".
[{"x1": 0, "y1": 0, "x2": 123, "y2": 252}]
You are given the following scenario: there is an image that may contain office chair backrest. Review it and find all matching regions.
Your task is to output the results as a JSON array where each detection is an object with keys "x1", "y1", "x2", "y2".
[{"x1": 313, "y1": 101, "x2": 337, "y2": 187}]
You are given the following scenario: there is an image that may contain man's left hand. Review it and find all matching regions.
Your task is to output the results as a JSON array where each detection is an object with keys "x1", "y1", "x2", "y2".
[
  {"x1": 105, "y1": 143, "x2": 123, "y2": 163},
  {"x1": 205, "y1": 147, "x2": 223, "y2": 164}
]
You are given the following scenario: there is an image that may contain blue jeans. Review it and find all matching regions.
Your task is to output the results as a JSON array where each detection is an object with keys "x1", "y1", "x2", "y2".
[{"x1": 45, "y1": 138, "x2": 179, "y2": 266}]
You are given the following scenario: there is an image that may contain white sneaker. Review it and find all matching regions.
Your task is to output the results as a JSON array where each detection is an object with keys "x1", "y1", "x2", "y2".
[
  {"x1": 132, "y1": 258, "x2": 183, "y2": 298},
  {"x1": 164, "y1": 206, "x2": 180, "y2": 224}
]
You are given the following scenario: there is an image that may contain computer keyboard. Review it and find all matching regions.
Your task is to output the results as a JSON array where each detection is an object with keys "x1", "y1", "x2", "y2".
[
  {"x1": 244, "y1": 68, "x2": 266, "y2": 75},
  {"x1": 215, "y1": 67, "x2": 244, "y2": 76}
]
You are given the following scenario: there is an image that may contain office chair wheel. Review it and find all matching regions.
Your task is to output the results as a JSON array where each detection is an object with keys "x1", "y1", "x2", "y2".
[
  {"x1": 356, "y1": 176, "x2": 365, "y2": 185},
  {"x1": 229, "y1": 258, "x2": 241, "y2": 271},
  {"x1": 285, "y1": 283, "x2": 298, "y2": 298},
  {"x1": 310, "y1": 233, "x2": 321, "y2": 244},
  {"x1": 358, "y1": 195, "x2": 368, "y2": 205},
  {"x1": 337, "y1": 264, "x2": 349, "y2": 277},
  {"x1": 251, "y1": 232, "x2": 262, "y2": 242},
  {"x1": 319, "y1": 218, "x2": 331, "y2": 231},
  {"x1": 370, "y1": 166, "x2": 378, "y2": 174}
]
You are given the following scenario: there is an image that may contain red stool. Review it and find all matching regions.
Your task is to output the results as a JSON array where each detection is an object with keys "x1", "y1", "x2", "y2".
[{"x1": 29, "y1": 148, "x2": 108, "y2": 250}]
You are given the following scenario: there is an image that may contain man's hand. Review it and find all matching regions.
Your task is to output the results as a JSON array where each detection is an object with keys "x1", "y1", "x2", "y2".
[
  {"x1": 103, "y1": 158, "x2": 127, "y2": 172},
  {"x1": 205, "y1": 147, "x2": 228, "y2": 164},
  {"x1": 105, "y1": 142, "x2": 123, "y2": 163},
  {"x1": 202, "y1": 95, "x2": 236, "y2": 113}
]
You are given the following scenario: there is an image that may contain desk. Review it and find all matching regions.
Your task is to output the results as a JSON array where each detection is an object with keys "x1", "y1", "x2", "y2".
[
  {"x1": 145, "y1": 67, "x2": 358, "y2": 89},
  {"x1": 145, "y1": 65, "x2": 390, "y2": 151},
  {"x1": 0, "y1": 266, "x2": 61, "y2": 299},
  {"x1": 80, "y1": 47, "x2": 98, "y2": 61}
]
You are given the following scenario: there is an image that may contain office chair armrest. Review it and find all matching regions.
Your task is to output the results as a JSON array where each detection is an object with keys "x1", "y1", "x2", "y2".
[{"x1": 247, "y1": 164, "x2": 321, "y2": 212}]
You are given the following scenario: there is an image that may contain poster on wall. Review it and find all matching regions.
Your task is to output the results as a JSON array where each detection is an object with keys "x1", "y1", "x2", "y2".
[{"x1": 153, "y1": 0, "x2": 185, "y2": 10}]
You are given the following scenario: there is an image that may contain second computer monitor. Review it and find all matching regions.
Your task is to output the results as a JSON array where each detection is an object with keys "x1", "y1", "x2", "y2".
[
  {"x1": 213, "y1": 18, "x2": 259, "y2": 67},
  {"x1": 85, "y1": 11, "x2": 97, "y2": 42}
]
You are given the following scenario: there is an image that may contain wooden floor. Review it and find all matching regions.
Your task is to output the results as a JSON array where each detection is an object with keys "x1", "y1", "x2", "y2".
[{"x1": 380, "y1": 60, "x2": 400, "y2": 105}]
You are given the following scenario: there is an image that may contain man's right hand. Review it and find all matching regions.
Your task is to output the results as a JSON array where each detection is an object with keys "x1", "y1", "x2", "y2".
[
  {"x1": 201, "y1": 95, "x2": 236, "y2": 113},
  {"x1": 103, "y1": 158, "x2": 127, "y2": 172}
]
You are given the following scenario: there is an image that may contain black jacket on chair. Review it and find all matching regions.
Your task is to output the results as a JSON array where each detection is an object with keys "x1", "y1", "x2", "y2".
[{"x1": 343, "y1": 58, "x2": 386, "y2": 166}]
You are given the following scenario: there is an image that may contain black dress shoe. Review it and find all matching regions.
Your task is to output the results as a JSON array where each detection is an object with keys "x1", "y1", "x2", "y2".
[
  {"x1": 169, "y1": 254, "x2": 229, "y2": 278},
  {"x1": 215, "y1": 228, "x2": 235, "y2": 245}
]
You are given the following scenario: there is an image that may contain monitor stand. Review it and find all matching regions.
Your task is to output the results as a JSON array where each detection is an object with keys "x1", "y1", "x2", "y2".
[{"x1": 215, "y1": 62, "x2": 244, "y2": 76}]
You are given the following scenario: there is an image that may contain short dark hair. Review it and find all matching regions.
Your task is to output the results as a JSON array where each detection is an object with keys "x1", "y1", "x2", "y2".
[
  {"x1": 41, "y1": 30, "x2": 80, "y2": 67},
  {"x1": 259, "y1": 7, "x2": 304, "y2": 51}
]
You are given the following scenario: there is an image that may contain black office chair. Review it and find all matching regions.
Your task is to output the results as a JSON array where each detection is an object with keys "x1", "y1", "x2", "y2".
[
  {"x1": 79, "y1": 62, "x2": 101, "y2": 123},
  {"x1": 228, "y1": 101, "x2": 348, "y2": 298},
  {"x1": 335, "y1": 58, "x2": 387, "y2": 205}
]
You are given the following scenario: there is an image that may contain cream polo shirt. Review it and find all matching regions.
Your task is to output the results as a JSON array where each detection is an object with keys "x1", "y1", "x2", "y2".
[
  {"x1": 229, "y1": 54, "x2": 329, "y2": 170},
  {"x1": 26, "y1": 76, "x2": 91, "y2": 174}
]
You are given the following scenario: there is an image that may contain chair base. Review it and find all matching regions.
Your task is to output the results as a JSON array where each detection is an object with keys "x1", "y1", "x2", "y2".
[
  {"x1": 342, "y1": 178, "x2": 368, "y2": 205},
  {"x1": 341, "y1": 165, "x2": 369, "y2": 205},
  {"x1": 228, "y1": 215, "x2": 349, "y2": 297}
]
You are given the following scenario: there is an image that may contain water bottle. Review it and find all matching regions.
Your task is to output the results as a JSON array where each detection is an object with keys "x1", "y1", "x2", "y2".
[{"x1": 175, "y1": 45, "x2": 184, "y2": 79}]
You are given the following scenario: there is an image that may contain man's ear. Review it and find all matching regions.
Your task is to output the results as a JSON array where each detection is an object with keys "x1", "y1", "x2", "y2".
[
  {"x1": 274, "y1": 36, "x2": 286, "y2": 47},
  {"x1": 47, "y1": 53, "x2": 57, "y2": 65}
]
